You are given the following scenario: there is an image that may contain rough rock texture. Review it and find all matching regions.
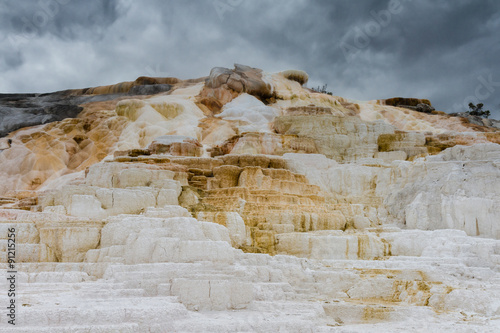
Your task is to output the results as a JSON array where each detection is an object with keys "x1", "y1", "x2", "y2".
[
  {"x1": 1, "y1": 207, "x2": 500, "y2": 332},
  {"x1": 386, "y1": 143, "x2": 500, "y2": 238},
  {"x1": 206, "y1": 64, "x2": 274, "y2": 101},
  {"x1": 1, "y1": 65, "x2": 500, "y2": 332},
  {"x1": 0, "y1": 102, "x2": 128, "y2": 196},
  {"x1": 377, "y1": 131, "x2": 427, "y2": 158},
  {"x1": 278, "y1": 69, "x2": 309, "y2": 85},
  {"x1": 0, "y1": 75, "x2": 179, "y2": 138},
  {"x1": 381, "y1": 97, "x2": 436, "y2": 115},
  {"x1": 450, "y1": 112, "x2": 500, "y2": 129},
  {"x1": 359, "y1": 101, "x2": 500, "y2": 135},
  {"x1": 274, "y1": 114, "x2": 397, "y2": 162},
  {"x1": 284, "y1": 143, "x2": 500, "y2": 240},
  {"x1": 36, "y1": 153, "x2": 342, "y2": 254},
  {"x1": 382, "y1": 97, "x2": 433, "y2": 108},
  {"x1": 0, "y1": 93, "x2": 84, "y2": 138},
  {"x1": 148, "y1": 135, "x2": 203, "y2": 156}
]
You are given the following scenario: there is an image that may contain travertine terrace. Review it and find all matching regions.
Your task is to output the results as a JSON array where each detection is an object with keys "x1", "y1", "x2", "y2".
[{"x1": 1, "y1": 64, "x2": 499, "y2": 332}]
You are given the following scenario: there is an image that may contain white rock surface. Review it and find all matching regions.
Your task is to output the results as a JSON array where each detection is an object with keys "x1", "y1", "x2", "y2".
[
  {"x1": 216, "y1": 93, "x2": 280, "y2": 134},
  {"x1": 1, "y1": 69, "x2": 499, "y2": 331},
  {"x1": 285, "y1": 143, "x2": 500, "y2": 239},
  {"x1": 2, "y1": 216, "x2": 500, "y2": 332}
]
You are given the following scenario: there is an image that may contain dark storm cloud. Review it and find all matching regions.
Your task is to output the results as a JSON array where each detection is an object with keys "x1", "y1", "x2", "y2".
[
  {"x1": 0, "y1": 0, "x2": 499, "y2": 118},
  {"x1": 6, "y1": 0, "x2": 120, "y2": 40}
]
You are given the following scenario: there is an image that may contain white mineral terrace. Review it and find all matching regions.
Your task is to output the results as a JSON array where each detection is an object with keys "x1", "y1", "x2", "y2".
[{"x1": 0, "y1": 66, "x2": 499, "y2": 332}]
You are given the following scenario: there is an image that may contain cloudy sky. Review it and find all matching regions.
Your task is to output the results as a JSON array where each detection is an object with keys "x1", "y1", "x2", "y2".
[{"x1": 1, "y1": 0, "x2": 499, "y2": 118}]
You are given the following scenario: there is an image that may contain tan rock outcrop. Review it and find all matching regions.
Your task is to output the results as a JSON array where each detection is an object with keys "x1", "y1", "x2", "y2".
[
  {"x1": 278, "y1": 69, "x2": 309, "y2": 85},
  {"x1": 206, "y1": 64, "x2": 274, "y2": 101},
  {"x1": 381, "y1": 97, "x2": 433, "y2": 108},
  {"x1": 148, "y1": 135, "x2": 203, "y2": 157}
]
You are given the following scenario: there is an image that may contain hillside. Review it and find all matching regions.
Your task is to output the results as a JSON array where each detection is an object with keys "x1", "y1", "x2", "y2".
[{"x1": 0, "y1": 64, "x2": 499, "y2": 332}]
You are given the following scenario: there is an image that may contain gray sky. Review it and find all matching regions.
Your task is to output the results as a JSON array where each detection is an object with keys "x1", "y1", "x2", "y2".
[{"x1": 1, "y1": 0, "x2": 499, "y2": 118}]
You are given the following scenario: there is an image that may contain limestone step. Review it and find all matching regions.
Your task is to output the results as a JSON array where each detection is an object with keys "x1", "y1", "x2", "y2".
[
  {"x1": 70, "y1": 281, "x2": 128, "y2": 290},
  {"x1": 322, "y1": 301, "x2": 436, "y2": 325},
  {"x1": 253, "y1": 282, "x2": 294, "y2": 301},
  {"x1": 0, "y1": 323, "x2": 140, "y2": 333},
  {"x1": 81, "y1": 289, "x2": 145, "y2": 298},
  {"x1": 103, "y1": 262, "x2": 241, "y2": 274},
  {"x1": 15, "y1": 285, "x2": 146, "y2": 299},
  {"x1": 189, "y1": 181, "x2": 207, "y2": 190},
  {"x1": 110, "y1": 270, "x2": 241, "y2": 284},
  {"x1": 190, "y1": 175, "x2": 208, "y2": 183},
  {"x1": 323, "y1": 257, "x2": 466, "y2": 269},
  {"x1": 7, "y1": 297, "x2": 188, "y2": 326},
  {"x1": 251, "y1": 300, "x2": 326, "y2": 321},
  {"x1": 21, "y1": 271, "x2": 92, "y2": 283},
  {"x1": 89, "y1": 254, "x2": 126, "y2": 264},
  {"x1": 1, "y1": 263, "x2": 109, "y2": 279}
]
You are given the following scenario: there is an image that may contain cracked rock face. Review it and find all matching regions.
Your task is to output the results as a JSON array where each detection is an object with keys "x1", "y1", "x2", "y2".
[{"x1": 0, "y1": 64, "x2": 500, "y2": 332}]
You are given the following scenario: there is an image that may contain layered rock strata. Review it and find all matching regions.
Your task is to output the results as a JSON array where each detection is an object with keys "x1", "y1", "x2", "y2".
[
  {"x1": 1, "y1": 206, "x2": 499, "y2": 332},
  {"x1": 0, "y1": 65, "x2": 499, "y2": 332}
]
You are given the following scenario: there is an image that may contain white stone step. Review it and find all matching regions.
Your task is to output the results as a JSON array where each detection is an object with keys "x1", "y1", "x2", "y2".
[
  {"x1": 323, "y1": 301, "x2": 436, "y2": 325},
  {"x1": 0, "y1": 323, "x2": 140, "y2": 333},
  {"x1": 253, "y1": 282, "x2": 293, "y2": 301},
  {"x1": 11, "y1": 297, "x2": 189, "y2": 326}
]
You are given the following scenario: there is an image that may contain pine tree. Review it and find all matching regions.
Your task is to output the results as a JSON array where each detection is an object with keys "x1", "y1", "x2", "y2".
[{"x1": 467, "y1": 103, "x2": 490, "y2": 118}]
